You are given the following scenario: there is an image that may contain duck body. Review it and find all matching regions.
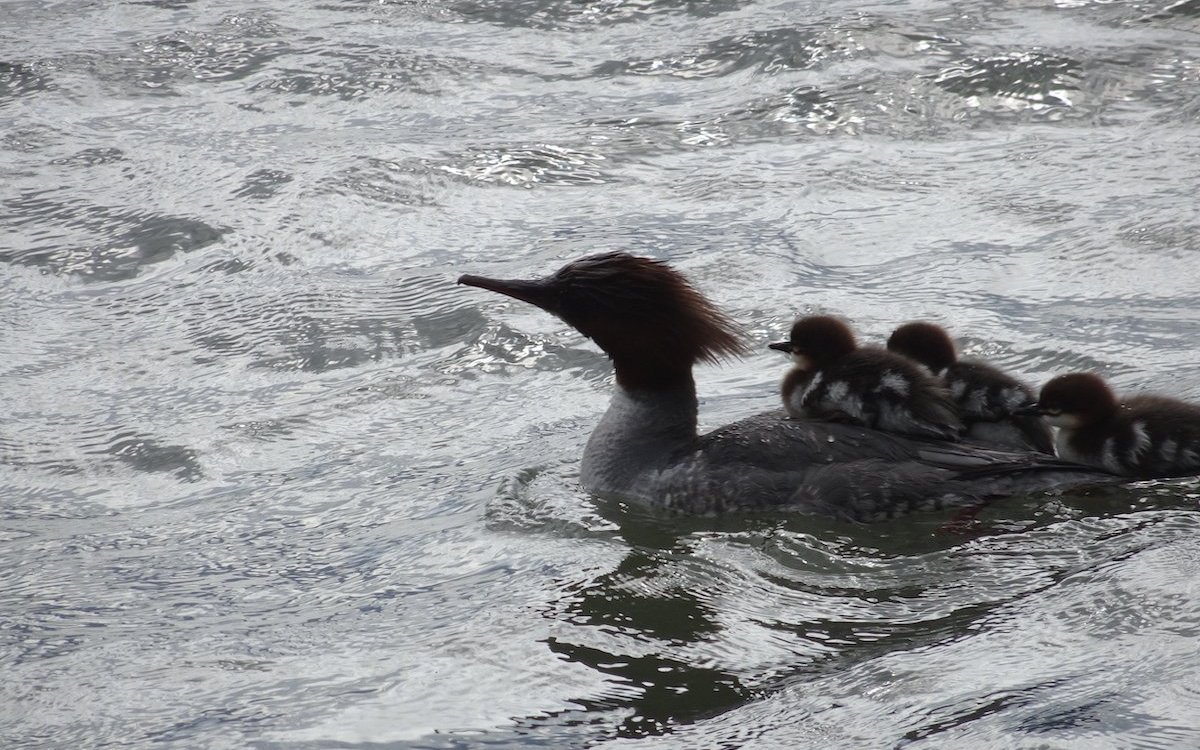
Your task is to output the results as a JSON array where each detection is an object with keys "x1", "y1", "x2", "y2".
[
  {"x1": 584, "y1": 386, "x2": 1104, "y2": 521},
  {"x1": 460, "y1": 253, "x2": 1115, "y2": 521}
]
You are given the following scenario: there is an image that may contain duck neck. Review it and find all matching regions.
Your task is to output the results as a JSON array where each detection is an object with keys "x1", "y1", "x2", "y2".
[{"x1": 580, "y1": 375, "x2": 699, "y2": 494}]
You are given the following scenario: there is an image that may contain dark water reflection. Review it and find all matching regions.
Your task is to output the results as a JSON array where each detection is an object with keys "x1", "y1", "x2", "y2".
[{"x1": 5, "y1": 0, "x2": 1200, "y2": 747}]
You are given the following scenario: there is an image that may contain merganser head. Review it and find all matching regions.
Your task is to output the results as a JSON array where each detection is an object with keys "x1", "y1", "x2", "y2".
[
  {"x1": 458, "y1": 252, "x2": 745, "y2": 389},
  {"x1": 1026, "y1": 372, "x2": 1119, "y2": 428},
  {"x1": 768, "y1": 315, "x2": 856, "y2": 371},
  {"x1": 887, "y1": 321, "x2": 957, "y2": 374}
]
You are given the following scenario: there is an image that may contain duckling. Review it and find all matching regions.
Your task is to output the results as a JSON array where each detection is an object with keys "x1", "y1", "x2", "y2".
[
  {"x1": 1024, "y1": 372, "x2": 1200, "y2": 478},
  {"x1": 887, "y1": 321, "x2": 1053, "y2": 453},
  {"x1": 770, "y1": 316, "x2": 962, "y2": 441}
]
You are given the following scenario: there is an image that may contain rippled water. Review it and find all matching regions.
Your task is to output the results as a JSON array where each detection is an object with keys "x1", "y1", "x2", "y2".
[{"x1": 5, "y1": 0, "x2": 1200, "y2": 747}]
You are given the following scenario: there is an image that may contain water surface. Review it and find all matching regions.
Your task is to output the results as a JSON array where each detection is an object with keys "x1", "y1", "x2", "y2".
[{"x1": 4, "y1": 0, "x2": 1200, "y2": 747}]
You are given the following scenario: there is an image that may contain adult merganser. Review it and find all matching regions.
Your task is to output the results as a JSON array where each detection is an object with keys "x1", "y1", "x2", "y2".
[
  {"x1": 887, "y1": 321, "x2": 1054, "y2": 453},
  {"x1": 458, "y1": 252, "x2": 1110, "y2": 520},
  {"x1": 1023, "y1": 372, "x2": 1200, "y2": 478},
  {"x1": 769, "y1": 316, "x2": 962, "y2": 441}
]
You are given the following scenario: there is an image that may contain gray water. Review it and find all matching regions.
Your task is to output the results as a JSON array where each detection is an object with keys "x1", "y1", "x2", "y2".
[{"x1": 4, "y1": 0, "x2": 1200, "y2": 747}]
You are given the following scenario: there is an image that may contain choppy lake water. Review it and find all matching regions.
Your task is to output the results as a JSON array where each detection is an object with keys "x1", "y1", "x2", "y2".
[{"x1": 5, "y1": 0, "x2": 1200, "y2": 747}]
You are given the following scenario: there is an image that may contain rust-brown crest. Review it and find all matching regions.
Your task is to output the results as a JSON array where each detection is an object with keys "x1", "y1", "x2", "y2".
[{"x1": 460, "y1": 252, "x2": 746, "y2": 390}]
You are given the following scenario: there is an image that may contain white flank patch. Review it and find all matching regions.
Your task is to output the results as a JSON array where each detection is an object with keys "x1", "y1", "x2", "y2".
[
  {"x1": 1182, "y1": 442, "x2": 1200, "y2": 467},
  {"x1": 1101, "y1": 437, "x2": 1122, "y2": 473},
  {"x1": 806, "y1": 378, "x2": 864, "y2": 421},
  {"x1": 879, "y1": 371, "x2": 909, "y2": 396},
  {"x1": 1159, "y1": 438, "x2": 1179, "y2": 463},
  {"x1": 841, "y1": 393, "x2": 865, "y2": 420},
  {"x1": 1002, "y1": 387, "x2": 1028, "y2": 410},
  {"x1": 784, "y1": 387, "x2": 807, "y2": 418},
  {"x1": 826, "y1": 380, "x2": 849, "y2": 403},
  {"x1": 949, "y1": 380, "x2": 967, "y2": 399},
  {"x1": 799, "y1": 371, "x2": 824, "y2": 402},
  {"x1": 1127, "y1": 421, "x2": 1151, "y2": 462}
]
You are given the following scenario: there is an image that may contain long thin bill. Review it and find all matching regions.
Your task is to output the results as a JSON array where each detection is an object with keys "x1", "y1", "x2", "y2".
[{"x1": 457, "y1": 274, "x2": 554, "y2": 309}]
